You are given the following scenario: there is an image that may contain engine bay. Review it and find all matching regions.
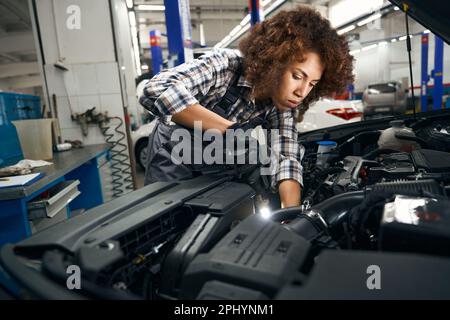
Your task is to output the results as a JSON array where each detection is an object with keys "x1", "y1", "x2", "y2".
[
  {"x1": 1, "y1": 114, "x2": 450, "y2": 299},
  {"x1": 301, "y1": 116, "x2": 450, "y2": 198}
]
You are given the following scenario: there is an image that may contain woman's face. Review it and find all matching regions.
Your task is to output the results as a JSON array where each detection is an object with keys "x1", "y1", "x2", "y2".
[{"x1": 271, "y1": 51, "x2": 324, "y2": 112}]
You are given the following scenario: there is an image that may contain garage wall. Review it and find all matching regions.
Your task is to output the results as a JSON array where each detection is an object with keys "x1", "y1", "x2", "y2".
[
  {"x1": 352, "y1": 12, "x2": 449, "y2": 92},
  {"x1": 110, "y1": 0, "x2": 140, "y2": 128},
  {"x1": 137, "y1": 1, "x2": 449, "y2": 95},
  {"x1": 31, "y1": 0, "x2": 136, "y2": 200},
  {"x1": 33, "y1": 0, "x2": 120, "y2": 144}
]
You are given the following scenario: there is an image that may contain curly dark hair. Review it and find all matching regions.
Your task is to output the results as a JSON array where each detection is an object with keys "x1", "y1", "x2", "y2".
[{"x1": 239, "y1": 5, "x2": 354, "y2": 122}]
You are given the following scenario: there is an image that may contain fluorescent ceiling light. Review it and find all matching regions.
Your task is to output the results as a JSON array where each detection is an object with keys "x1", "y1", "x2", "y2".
[
  {"x1": 221, "y1": 23, "x2": 250, "y2": 48},
  {"x1": 265, "y1": 0, "x2": 285, "y2": 13},
  {"x1": 378, "y1": 41, "x2": 387, "y2": 45},
  {"x1": 141, "y1": 64, "x2": 149, "y2": 70},
  {"x1": 337, "y1": 25, "x2": 355, "y2": 35},
  {"x1": 130, "y1": 25, "x2": 137, "y2": 38},
  {"x1": 229, "y1": 25, "x2": 242, "y2": 37},
  {"x1": 329, "y1": 0, "x2": 383, "y2": 27},
  {"x1": 357, "y1": 13, "x2": 382, "y2": 26},
  {"x1": 399, "y1": 35, "x2": 407, "y2": 41},
  {"x1": 126, "y1": 0, "x2": 134, "y2": 9},
  {"x1": 137, "y1": 4, "x2": 165, "y2": 11},
  {"x1": 394, "y1": 6, "x2": 400, "y2": 11},
  {"x1": 423, "y1": 29, "x2": 430, "y2": 34},
  {"x1": 362, "y1": 43, "x2": 378, "y2": 51},
  {"x1": 233, "y1": 23, "x2": 251, "y2": 41},
  {"x1": 240, "y1": 14, "x2": 250, "y2": 26},
  {"x1": 218, "y1": 0, "x2": 287, "y2": 48},
  {"x1": 391, "y1": 38, "x2": 397, "y2": 42},
  {"x1": 128, "y1": 11, "x2": 136, "y2": 27},
  {"x1": 349, "y1": 49, "x2": 361, "y2": 55}
]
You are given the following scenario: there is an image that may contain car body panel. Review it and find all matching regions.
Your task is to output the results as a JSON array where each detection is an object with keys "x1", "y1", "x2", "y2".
[{"x1": 297, "y1": 99, "x2": 363, "y2": 133}]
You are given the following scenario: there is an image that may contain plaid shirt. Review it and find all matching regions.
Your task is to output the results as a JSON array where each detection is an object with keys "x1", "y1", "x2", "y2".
[{"x1": 139, "y1": 48, "x2": 305, "y2": 190}]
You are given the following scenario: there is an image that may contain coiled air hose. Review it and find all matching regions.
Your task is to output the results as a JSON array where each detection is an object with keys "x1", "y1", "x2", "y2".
[{"x1": 100, "y1": 116, "x2": 134, "y2": 197}]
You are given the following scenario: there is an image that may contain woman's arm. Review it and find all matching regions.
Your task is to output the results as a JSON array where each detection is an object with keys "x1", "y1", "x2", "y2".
[
  {"x1": 268, "y1": 109, "x2": 304, "y2": 207},
  {"x1": 171, "y1": 103, "x2": 234, "y2": 134},
  {"x1": 139, "y1": 49, "x2": 240, "y2": 119},
  {"x1": 279, "y1": 179, "x2": 301, "y2": 208}
]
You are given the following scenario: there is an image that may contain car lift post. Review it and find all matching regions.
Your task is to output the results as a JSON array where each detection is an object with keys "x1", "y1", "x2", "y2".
[
  {"x1": 249, "y1": 0, "x2": 263, "y2": 26},
  {"x1": 420, "y1": 33, "x2": 429, "y2": 112},
  {"x1": 150, "y1": 30, "x2": 163, "y2": 75},
  {"x1": 163, "y1": 0, "x2": 193, "y2": 67},
  {"x1": 432, "y1": 36, "x2": 444, "y2": 110}
]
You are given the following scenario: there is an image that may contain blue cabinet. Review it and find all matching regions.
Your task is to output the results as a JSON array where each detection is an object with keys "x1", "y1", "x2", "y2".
[
  {"x1": 0, "y1": 92, "x2": 42, "y2": 167},
  {"x1": 0, "y1": 92, "x2": 41, "y2": 125}
]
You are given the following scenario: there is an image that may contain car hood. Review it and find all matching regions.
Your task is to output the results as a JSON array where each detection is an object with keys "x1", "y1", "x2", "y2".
[{"x1": 389, "y1": 0, "x2": 450, "y2": 45}]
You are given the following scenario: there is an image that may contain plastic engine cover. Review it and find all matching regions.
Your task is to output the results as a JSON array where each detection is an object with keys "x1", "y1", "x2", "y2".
[{"x1": 179, "y1": 214, "x2": 311, "y2": 299}]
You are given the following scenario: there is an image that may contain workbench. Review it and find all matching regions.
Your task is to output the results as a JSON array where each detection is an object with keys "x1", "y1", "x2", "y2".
[{"x1": 0, "y1": 144, "x2": 110, "y2": 246}]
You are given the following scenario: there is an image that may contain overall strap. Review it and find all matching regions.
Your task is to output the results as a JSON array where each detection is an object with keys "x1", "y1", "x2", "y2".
[{"x1": 211, "y1": 65, "x2": 243, "y2": 118}]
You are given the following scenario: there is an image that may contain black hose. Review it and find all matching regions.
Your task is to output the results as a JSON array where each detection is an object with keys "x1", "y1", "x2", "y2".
[
  {"x1": 311, "y1": 191, "x2": 365, "y2": 227},
  {"x1": 394, "y1": 132, "x2": 429, "y2": 148},
  {"x1": 285, "y1": 191, "x2": 365, "y2": 240},
  {"x1": 270, "y1": 207, "x2": 303, "y2": 223}
]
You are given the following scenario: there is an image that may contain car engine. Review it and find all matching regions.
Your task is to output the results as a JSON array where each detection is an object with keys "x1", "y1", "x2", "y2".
[{"x1": 1, "y1": 116, "x2": 450, "y2": 300}]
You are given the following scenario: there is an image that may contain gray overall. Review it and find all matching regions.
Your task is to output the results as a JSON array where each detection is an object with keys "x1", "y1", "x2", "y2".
[
  {"x1": 144, "y1": 121, "x2": 198, "y2": 185},
  {"x1": 143, "y1": 70, "x2": 266, "y2": 186}
]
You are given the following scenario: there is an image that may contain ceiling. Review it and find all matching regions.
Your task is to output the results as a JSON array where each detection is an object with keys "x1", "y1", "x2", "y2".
[
  {"x1": 0, "y1": 0, "x2": 40, "y2": 92},
  {"x1": 0, "y1": 0, "x2": 36, "y2": 63},
  {"x1": 0, "y1": 0, "x2": 321, "y2": 91},
  {"x1": 1, "y1": 0, "x2": 399, "y2": 91},
  {"x1": 134, "y1": 0, "x2": 331, "y2": 66}
]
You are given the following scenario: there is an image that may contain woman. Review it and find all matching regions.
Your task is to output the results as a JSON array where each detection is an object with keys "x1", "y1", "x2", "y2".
[{"x1": 139, "y1": 5, "x2": 354, "y2": 208}]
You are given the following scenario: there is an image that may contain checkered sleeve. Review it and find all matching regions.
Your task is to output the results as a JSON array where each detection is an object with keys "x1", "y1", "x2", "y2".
[
  {"x1": 139, "y1": 49, "x2": 239, "y2": 117},
  {"x1": 268, "y1": 109, "x2": 305, "y2": 190}
]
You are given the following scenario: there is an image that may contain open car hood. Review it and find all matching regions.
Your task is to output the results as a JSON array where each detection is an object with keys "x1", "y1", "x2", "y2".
[{"x1": 389, "y1": 0, "x2": 450, "y2": 44}]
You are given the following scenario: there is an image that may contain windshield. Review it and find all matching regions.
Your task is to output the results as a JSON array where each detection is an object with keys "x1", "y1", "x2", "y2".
[
  {"x1": 296, "y1": 0, "x2": 449, "y2": 132},
  {"x1": 367, "y1": 83, "x2": 397, "y2": 93}
]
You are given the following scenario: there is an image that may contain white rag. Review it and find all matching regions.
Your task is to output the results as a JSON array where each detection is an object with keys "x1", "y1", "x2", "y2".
[{"x1": 15, "y1": 159, "x2": 53, "y2": 169}]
